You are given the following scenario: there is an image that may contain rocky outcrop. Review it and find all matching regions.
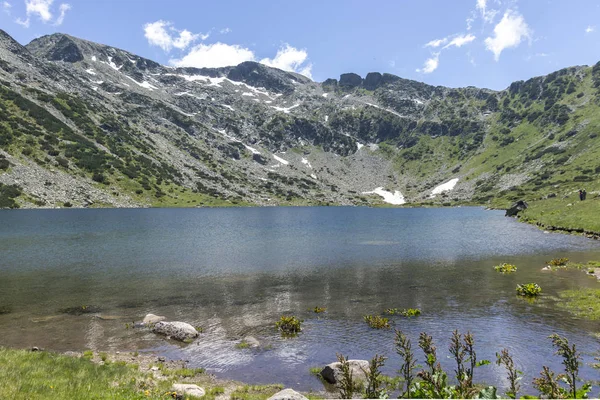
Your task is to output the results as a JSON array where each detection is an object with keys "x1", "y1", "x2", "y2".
[
  {"x1": 320, "y1": 359, "x2": 369, "y2": 384},
  {"x1": 364, "y1": 72, "x2": 383, "y2": 90},
  {"x1": 172, "y1": 383, "x2": 205, "y2": 398},
  {"x1": 268, "y1": 389, "x2": 308, "y2": 400},
  {"x1": 339, "y1": 73, "x2": 362, "y2": 88},
  {"x1": 505, "y1": 200, "x2": 528, "y2": 217},
  {"x1": 152, "y1": 321, "x2": 199, "y2": 342}
]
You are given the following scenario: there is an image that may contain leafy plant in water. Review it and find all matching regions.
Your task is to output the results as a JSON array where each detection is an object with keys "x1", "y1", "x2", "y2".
[
  {"x1": 275, "y1": 315, "x2": 302, "y2": 335},
  {"x1": 361, "y1": 354, "x2": 387, "y2": 399},
  {"x1": 364, "y1": 315, "x2": 390, "y2": 329},
  {"x1": 415, "y1": 332, "x2": 451, "y2": 399},
  {"x1": 336, "y1": 353, "x2": 359, "y2": 399},
  {"x1": 449, "y1": 330, "x2": 490, "y2": 398},
  {"x1": 494, "y1": 263, "x2": 517, "y2": 273},
  {"x1": 516, "y1": 283, "x2": 542, "y2": 297},
  {"x1": 312, "y1": 306, "x2": 326, "y2": 313},
  {"x1": 548, "y1": 258, "x2": 569, "y2": 267},
  {"x1": 385, "y1": 308, "x2": 421, "y2": 316},
  {"x1": 495, "y1": 348, "x2": 521, "y2": 399},
  {"x1": 395, "y1": 330, "x2": 417, "y2": 398}
]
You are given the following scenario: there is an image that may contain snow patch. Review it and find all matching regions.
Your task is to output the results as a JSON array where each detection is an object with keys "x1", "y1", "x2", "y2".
[
  {"x1": 362, "y1": 187, "x2": 406, "y2": 205},
  {"x1": 357, "y1": 143, "x2": 364, "y2": 150},
  {"x1": 242, "y1": 92, "x2": 255, "y2": 97},
  {"x1": 301, "y1": 157, "x2": 313, "y2": 169},
  {"x1": 105, "y1": 56, "x2": 122, "y2": 71},
  {"x1": 273, "y1": 155, "x2": 289, "y2": 165},
  {"x1": 324, "y1": 115, "x2": 329, "y2": 122},
  {"x1": 430, "y1": 178, "x2": 459, "y2": 197},
  {"x1": 125, "y1": 76, "x2": 157, "y2": 90},
  {"x1": 85, "y1": 68, "x2": 96, "y2": 75},
  {"x1": 271, "y1": 104, "x2": 300, "y2": 114},
  {"x1": 215, "y1": 128, "x2": 261, "y2": 155},
  {"x1": 322, "y1": 93, "x2": 329, "y2": 98},
  {"x1": 221, "y1": 104, "x2": 234, "y2": 111},
  {"x1": 310, "y1": 174, "x2": 318, "y2": 180},
  {"x1": 91, "y1": 56, "x2": 97, "y2": 62}
]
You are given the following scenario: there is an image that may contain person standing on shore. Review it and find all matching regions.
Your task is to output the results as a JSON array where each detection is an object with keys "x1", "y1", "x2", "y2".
[
  {"x1": 579, "y1": 189, "x2": 584, "y2": 201},
  {"x1": 583, "y1": 189, "x2": 587, "y2": 200}
]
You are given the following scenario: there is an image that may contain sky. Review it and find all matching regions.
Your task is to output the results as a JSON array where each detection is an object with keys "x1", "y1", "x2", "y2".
[{"x1": 1, "y1": 0, "x2": 599, "y2": 90}]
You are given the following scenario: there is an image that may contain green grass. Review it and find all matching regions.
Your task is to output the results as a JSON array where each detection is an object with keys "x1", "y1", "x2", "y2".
[
  {"x1": 558, "y1": 288, "x2": 600, "y2": 320},
  {"x1": 229, "y1": 384, "x2": 284, "y2": 400},
  {"x1": 236, "y1": 341, "x2": 250, "y2": 349},
  {"x1": 520, "y1": 195, "x2": 600, "y2": 234},
  {"x1": 0, "y1": 348, "x2": 171, "y2": 399}
]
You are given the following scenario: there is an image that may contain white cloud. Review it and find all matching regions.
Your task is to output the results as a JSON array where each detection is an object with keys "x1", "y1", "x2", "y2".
[
  {"x1": 416, "y1": 52, "x2": 440, "y2": 74},
  {"x1": 484, "y1": 10, "x2": 531, "y2": 61},
  {"x1": 424, "y1": 38, "x2": 448, "y2": 48},
  {"x1": 586, "y1": 25, "x2": 595, "y2": 34},
  {"x1": 54, "y1": 3, "x2": 69, "y2": 26},
  {"x1": 170, "y1": 41, "x2": 313, "y2": 79},
  {"x1": 443, "y1": 33, "x2": 476, "y2": 49},
  {"x1": 220, "y1": 27, "x2": 231, "y2": 34},
  {"x1": 2, "y1": 1, "x2": 11, "y2": 14},
  {"x1": 170, "y1": 42, "x2": 256, "y2": 68},
  {"x1": 476, "y1": 0, "x2": 498, "y2": 23},
  {"x1": 260, "y1": 44, "x2": 312, "y2": 79},
  {"x1": 144, "y1": 20, "x2": 206, "y2": 52},
  {"x1": 15, "y1": 0, "x2": 70, "y2": 27}
]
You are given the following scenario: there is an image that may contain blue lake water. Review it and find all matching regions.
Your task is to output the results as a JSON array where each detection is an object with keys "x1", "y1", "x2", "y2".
[{"x1": 0, "y1": 206, "x2": 599, "y2": 395}]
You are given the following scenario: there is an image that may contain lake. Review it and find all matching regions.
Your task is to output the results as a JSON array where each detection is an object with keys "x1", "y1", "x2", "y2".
[{"x1": 1, "y1": 206, "x2": 599, "y2": 395}]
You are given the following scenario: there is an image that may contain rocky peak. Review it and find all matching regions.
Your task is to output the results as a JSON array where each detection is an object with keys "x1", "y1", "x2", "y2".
[
  {"x1": 339, "y1": 73, "x2": 363, "y2": 88},
  {"x1": 363, "y1": 72, "x2": 383, "y2": 90},
  {"x1": 226, "y1": 61, "x2": 311, "y2": 94},
  {"x1": 0, "y1": 29, "x2": 33, "y2": 61}
]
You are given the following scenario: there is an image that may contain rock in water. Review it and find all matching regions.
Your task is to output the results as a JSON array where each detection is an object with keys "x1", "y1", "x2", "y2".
[
  {"x1": 172, "y1": 383, "x2": 205, "y2": 398},
  {"x1": 152, "y1": 321, "x2": 199, "y2": 342},
  {"x1": 268, "y1": 388, "x2": 308, "y2": 400},
  {"x1": 505, "y1": 200, "x2": 528, "y2": 217},
  {"x1": 320, "y1": 359, "x2": 369, "y2": 384},
  {"x1": 143, "y1": 313, "x2": 166, "y2": 324},
  {"x1": 243, "y1": 336, "x2": 260, "y2": 348}
]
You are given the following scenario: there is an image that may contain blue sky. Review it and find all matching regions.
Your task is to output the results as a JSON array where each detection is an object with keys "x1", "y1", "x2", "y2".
[{"x1": 1, "y1": 0, "x2": 599, "y2": 90}]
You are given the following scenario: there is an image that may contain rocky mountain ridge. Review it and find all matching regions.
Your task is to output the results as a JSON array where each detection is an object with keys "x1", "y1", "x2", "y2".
[{"x1": 0, "y1": 30, "x2": 598, "y2": 208}]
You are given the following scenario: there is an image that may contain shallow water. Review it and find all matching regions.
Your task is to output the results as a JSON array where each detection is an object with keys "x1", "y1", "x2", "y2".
[{"x1": 1, "y1": 206, "x2": 600, "y2": 395}]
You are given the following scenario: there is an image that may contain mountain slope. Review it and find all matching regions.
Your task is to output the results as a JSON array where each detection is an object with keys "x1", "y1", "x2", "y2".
[{"x1": 0, "y1": 30, "x2": 598, "y2": 212}]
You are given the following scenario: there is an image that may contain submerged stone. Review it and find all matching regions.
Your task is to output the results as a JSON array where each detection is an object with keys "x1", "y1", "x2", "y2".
[{"x1": 152, "y1": 321, "x2": 199, "y2": 342}]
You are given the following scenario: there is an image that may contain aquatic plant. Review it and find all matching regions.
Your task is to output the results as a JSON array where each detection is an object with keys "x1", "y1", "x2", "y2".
[
  {"x1": 496, "y1": 348, "x2": 522, "y2": 399},
  {"x1": 312, "y1": 306, "x2": 326, "y2": 313},
  {"x1": 362, "y1": 354, "x2": 387, "y2": 399},
  {"x1": 336, "y1": 353, "x2": 359, "y2": 399},
  {"x1": 516, "y1": 283, "x2": 542, "y2": 297},
  {"x1": 548, "y1": 257, "x2": 569, "y2": 267},
  {"x1": 494, "y1": 263, "x2": 517, "y2": 273},
  {"x1": 275, "y1": 316, "x2": 302, "y2": 335},
  {"x1": 60, "y1": 305, "x2": 101, "y2": 315},
  {"x1": 386, "y1": 308, "x2": 422, "y2": 317},
  {"x1": 363, "y1": 315, "x2": 390, "y2": 329},
  {"x1": 395, "y1": 330, "x2": 417, "y2": 398},
  {"x1": 415, "y1": 332, "x2": 450, "y2": 399}
]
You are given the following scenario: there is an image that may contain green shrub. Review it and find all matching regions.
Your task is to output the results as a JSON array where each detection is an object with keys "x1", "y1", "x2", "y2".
[
  {"x1": 548, "y1": 258, "x2": 569, "y2": 267},
  {"x1": 385, "y1": 308, "x2": 421, "y2": 317},
  {"x1": 516, "y1": 283, "x2": 542, "y2": 297},
  {"x1": 275, "y1": 316, "x2": 302, "y2": 335},
  {"x1": 364, "y1": 315, "x2": 390, "y2": 329},
  {"x1": 312, "y1": 306, "x2": 326, "y2": 313},
  {"x1": 494, "y1": 263, "x2": 517, "y2": 273}
]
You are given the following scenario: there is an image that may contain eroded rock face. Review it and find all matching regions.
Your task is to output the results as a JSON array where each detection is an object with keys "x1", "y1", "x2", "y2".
[
  {"x1": 364, "y1": 72, "x2": 383, "y2": 91},
  {"x1": 268, "y1": 388, "x2": 308, "y2": 400},
  {"x1": 505, "y1": 200, "x2": 528, "y2": 217},
  {"x1": 152, "y1": 321, "x2": 198, "y2": 342},
  {"x1": 320, "y1": 359, "x2": 369, "y2": 384},
  {"x1": 172, "y1": 383, "x2": 205, "y2": 398},
  {"x1": 339, "y1": 73, "x2": 363, "y2": 88}
]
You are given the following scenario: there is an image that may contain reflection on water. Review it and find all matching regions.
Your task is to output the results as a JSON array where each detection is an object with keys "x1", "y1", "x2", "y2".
[{"x1": 0, "y1": 207, "x2": 599, "y2": 393}]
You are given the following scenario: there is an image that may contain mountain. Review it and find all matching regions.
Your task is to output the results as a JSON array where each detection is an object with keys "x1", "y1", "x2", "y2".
[{"x1": 0, "y1": 30, "x2": 598, "y2": 209}]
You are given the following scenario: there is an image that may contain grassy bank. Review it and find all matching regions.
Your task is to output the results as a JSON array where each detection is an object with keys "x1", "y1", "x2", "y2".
[{"x1": 0, "y1": 348, "x2": 290, "y2": 400}]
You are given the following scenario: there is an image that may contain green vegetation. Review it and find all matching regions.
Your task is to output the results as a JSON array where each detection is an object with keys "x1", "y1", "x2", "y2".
[
  {"x1": 363, "y1": 315, "x2": 390, "y2": 329},
  {"x1": 311, "y1": 306, "x2": 326, "y2": 313},
  {"x1": 385, "y1": 308, "x2": 422, "y2": 317},
  {"x1": 275, "y1": 316, "x2": 302, "y2": 335},
  {"x1": 229, "y1": 384, "x2": 284, "y2": 400},
  {"x1": 0, "y1": 347, "x2": 172, "y2": 399},
  {"x1": 235, "y1": 341, "x2": 250, "y2": 350},
  {"x1": 0, "y1": 183, "x2": 21, "y2": 209},
  {"x1": 494, "y1": 263, "x2": 517, "y2": 273},
  {"x1": 558, "y1": 288, "x2": 600, "y2": 320},
  {"x1": 516, "y1": 283, "x2": 542, "y2": 297},
  {"x1": 548, "y1": 258, "x2": 569, "y2": 267}
]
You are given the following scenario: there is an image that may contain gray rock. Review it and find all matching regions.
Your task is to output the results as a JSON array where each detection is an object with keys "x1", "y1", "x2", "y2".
[
  {"x1": 339, "y1": 73, "x2": 363, "y2": 88},
  {"x1": 320, "y1": 359, "x2": 369, "y2": 384},
  {"x1": 172, "y1": 383, "x2": 205, "y2": 398},
  {"x1": 268, "y1": 388, "x2": 308, "y2": 400},
  {"x1": 505, "y1": 200, "x2": 528, "y2": 217},
  {"x1": 152, "y1": 321, "x2": 199, "y2": 342},
  {"x1": 143, "y1": 313, "x2": 166, "y2": 324},
  {"x1": 243, "y1": 336, "x2": 260, "y2": 348}
]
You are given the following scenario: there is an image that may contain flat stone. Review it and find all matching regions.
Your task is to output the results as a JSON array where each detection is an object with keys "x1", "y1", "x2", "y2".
[
  {"x1": 143, "y1": 313, "x2": 166, "y2": 324},
  {"x1": 268, "y1": 388, "x2": 308, "y2": 400},
  {"x1": 172, "y1": 383, "x2": 205, "y2": 398},
  {"x1": 243, "y1": 336, "x2": 260, "y2": 348}
]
